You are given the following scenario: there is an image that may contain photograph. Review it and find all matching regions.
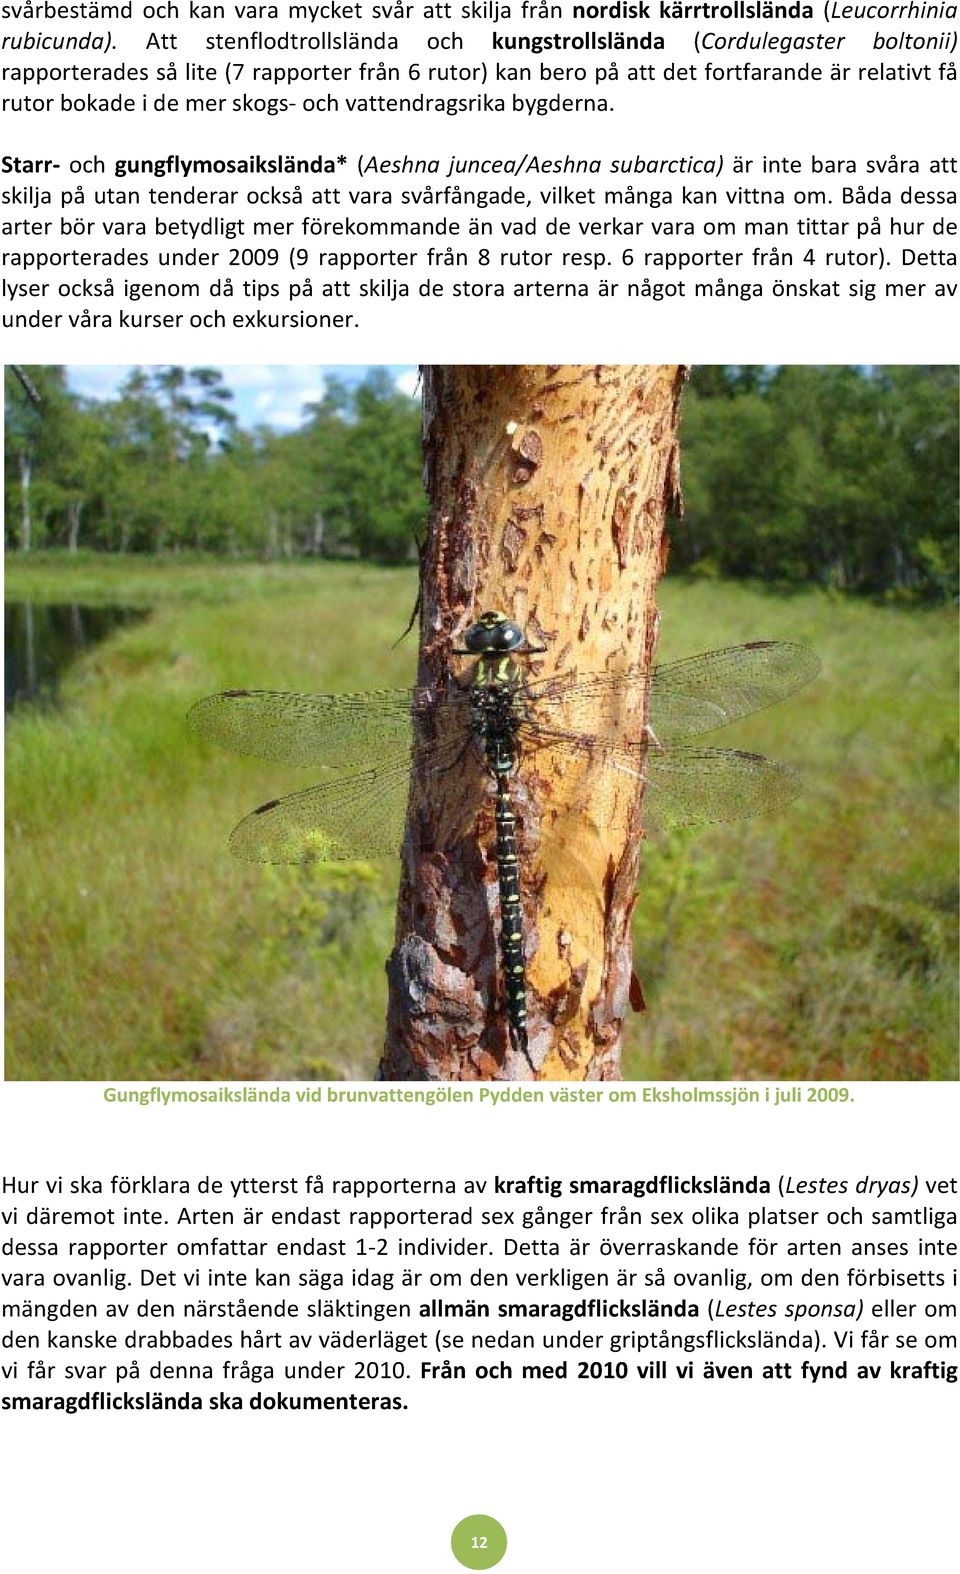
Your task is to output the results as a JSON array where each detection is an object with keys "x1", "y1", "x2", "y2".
[{"x1": 5, "y1": 362, "x2": 958, "y2": 1082}]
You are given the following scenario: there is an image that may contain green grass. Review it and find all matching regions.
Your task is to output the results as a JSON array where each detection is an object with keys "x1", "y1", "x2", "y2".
[
  {"x1": 5, "y1": 556, "x2": 957, "y2": 1081},
  {"x1": 5, "y1": 549, "x2": 358, "y2": 607}
]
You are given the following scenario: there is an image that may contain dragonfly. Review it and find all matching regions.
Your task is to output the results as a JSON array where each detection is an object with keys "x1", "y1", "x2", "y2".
[{"x1": 188, "y1": 611, "x2": 819, "y2": 1064}]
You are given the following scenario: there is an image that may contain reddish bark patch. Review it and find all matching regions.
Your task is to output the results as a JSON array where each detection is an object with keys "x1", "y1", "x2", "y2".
[
  {"x1": 545, "y1": 962, "x2": 588, "y2": 1028},
  {"x1": 501, "y1": 518, "x2": 527, "y2": 573}
]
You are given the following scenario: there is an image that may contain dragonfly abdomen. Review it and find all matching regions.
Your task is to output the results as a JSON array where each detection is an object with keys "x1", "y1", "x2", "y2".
[
  {"x1": 493, "y1": 773, "x2": 528, "y2": 1057},
  {"x1": 471, "y1": 656, "x2": 531, "y2": 1059}
]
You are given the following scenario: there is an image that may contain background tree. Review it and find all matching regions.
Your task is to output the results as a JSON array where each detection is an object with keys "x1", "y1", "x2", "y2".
[
  {"x1": 4, "y1": 366, "x2": 70, "y2": 552},
  {"x1": 4, "y1": 364, "x2": 955, "y2": 597},
  {"x1": 675, "y1": 364, "x2": 958, "y2": 595},
  {"x1": 57, "y1": 400, "x2": 111, "y2": 553},
  {"x1": 302, "y1": 370, "x2": 423, "y2": 562}
]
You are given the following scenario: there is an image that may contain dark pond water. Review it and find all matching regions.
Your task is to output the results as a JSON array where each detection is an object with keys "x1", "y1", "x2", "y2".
[{"x1": 5, "y1": 602, "x2": 148, "y2": 713}]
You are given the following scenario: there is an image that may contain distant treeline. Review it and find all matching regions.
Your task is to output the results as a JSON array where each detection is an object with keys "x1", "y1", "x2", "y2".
[{"x1": 5, "y1": 363, "x2": 957, "y2": 599}]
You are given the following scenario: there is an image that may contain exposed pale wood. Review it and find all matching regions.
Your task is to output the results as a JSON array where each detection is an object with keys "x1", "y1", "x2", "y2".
[{"x1": 380, "y1": 365, "x2": 686, "y2": 1081}]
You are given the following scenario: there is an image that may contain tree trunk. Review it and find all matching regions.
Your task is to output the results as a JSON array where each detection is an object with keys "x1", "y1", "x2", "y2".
[
  {"x1": 266, "y1": 508, "x2": 279, "y2": 560},
  {"x1": 380, "y1": 364, "x2": 686, "y2": 1082},
  {"x1": 19, "y1": 454, "x2": 32, "y2": 553},
  {"x1": 67, "y1": 499, "x2": 83, "y2": 554}
]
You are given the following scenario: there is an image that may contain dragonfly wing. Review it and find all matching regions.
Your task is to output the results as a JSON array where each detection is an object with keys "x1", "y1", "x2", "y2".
[
  {"x1": 188, "y1": 686, "x2": 420, "y2": 769},
  {"x1": 229, "y1": 755, "x2": 416, "y2": 863},
  {"x1": 519, "y1": 669, "x2": 652, "y2": 749},
  {"x1": 644, "y1": 747, "x2": 803, "y2": 829},
  {"x1": 227, "y1": 733, "x2": 475, "y2": 865},
  {"x1": 520, "y1": 642, "x2": 818, "y2": 749},
  {"x1": 648, "y1": 642, "x2": 821, "y2": 744}
]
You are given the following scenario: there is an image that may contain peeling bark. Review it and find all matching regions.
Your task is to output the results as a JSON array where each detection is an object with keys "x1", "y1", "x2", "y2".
[{"x1": 380, "y1": 365, "x2": 686, "y2": 1082}]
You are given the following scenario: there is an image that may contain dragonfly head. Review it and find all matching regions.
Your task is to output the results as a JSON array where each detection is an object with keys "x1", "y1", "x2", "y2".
[{"x1": 459, "y1": 611, "x2": 531, "y2": 655}]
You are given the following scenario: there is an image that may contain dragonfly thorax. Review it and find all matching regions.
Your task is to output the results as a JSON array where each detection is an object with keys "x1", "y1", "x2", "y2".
[{"x1": 469, "y1": 663, "x2": 524, "y2": 777}]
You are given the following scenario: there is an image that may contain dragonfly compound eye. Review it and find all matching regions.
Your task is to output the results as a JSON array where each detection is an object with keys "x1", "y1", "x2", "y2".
[
  {"x1": 463, "y1": 612, "x2": 526, "y2": 653},
  {"x1": 490, "y1": 619, "x2": 525, "y2": 651}
]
